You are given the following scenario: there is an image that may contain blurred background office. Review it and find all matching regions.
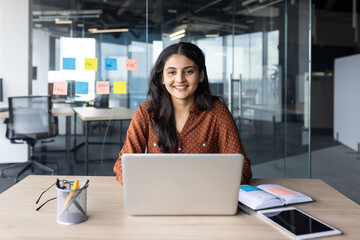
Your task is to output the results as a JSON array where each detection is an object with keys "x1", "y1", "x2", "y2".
[{"x1": 0, "y1": 0, "x2": 359, "y2": 204}]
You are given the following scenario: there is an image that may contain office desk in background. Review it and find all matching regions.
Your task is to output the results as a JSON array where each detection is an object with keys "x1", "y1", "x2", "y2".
[
  {"x1": 0, "y1": 108, "x2": 74, "y2": 159},
  {"x1": 0, "y1": 111, "x2": 8, "y2": 119},
  {"x1": 0, "y1": 176, "x2": 359, "y2": 239},
  {"x1": 0, "y1": 107, "x2": 74, "y2": 119},
  {"x1": 72, "y1": 107, "x2": 135, "y2": 175}
]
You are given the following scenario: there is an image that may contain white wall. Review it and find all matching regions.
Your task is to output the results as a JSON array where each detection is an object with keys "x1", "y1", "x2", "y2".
[
  {"x1": 0, "y1": 0, "x2": 28, "y2": 163},
  {"x1": 32, "y1": 29, "x2": 50, "y2": 96},
  {"x1": 334, "y1": 54, "x2": 360, "y2": 152}
]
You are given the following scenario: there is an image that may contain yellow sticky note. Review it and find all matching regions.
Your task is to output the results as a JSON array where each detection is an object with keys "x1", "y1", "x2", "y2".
[
  {"x1": 114, "y1": 81, "x2": 127, "y2": 94},
  {"x1": 84, "y1": 58, "x2": 98, "y2": 71}
]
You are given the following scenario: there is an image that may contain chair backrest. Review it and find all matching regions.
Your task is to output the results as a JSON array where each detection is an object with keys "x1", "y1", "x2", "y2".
[
  {"x1": 243, "y1": 89, "x2": 258, "y2": 105},
  {"x1": 7, "y1": 96, "x2": 58, "y2": 142}
]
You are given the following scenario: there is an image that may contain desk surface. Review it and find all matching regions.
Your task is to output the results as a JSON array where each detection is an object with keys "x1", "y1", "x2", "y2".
[
  {"x1": 52, "y1": 107, "x2": 74, "y2": 117},
  {"x1": 0, "y1": 107, "x2": 74, "y2": 118},
  {"x1": 0, "y1": 176, "x2": 359, "y2": 239},
  {"x1": 242, "y1": 103, "x2": 304, "y2": 115},
  {"x1": 73, "y1": 106, "x2": 135, "y2": 121}
]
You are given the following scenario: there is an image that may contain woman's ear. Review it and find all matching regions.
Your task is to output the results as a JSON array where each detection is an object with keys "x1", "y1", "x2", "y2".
[{"x1": 199, "y1": 70, "x2": 205, "y2": 83}]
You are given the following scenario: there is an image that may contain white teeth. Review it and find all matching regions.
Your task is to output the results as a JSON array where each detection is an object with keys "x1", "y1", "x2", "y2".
[{"x1": 174, "y1": 86, "x2": 187, "y2": 89}]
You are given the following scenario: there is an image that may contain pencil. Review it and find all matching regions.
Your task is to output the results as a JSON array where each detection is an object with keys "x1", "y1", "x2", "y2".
[{"x1": 61, "y1": 180, "x2": 79, "y2": 212}]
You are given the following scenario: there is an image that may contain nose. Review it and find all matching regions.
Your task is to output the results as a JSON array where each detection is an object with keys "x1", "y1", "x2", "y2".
[{"x1": 175, "y1": 72, "x2": 185, "y2": 82}]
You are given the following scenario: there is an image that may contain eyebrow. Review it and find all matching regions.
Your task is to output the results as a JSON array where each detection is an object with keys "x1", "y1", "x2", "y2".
[{"x1": 165, "y1": 65, "x2": 195, "y2": 70}]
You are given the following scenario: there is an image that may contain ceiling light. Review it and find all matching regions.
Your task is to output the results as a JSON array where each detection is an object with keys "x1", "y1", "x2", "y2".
[
  {"x1": 88, "y1": 28, "x2": 129, "y2": 33},
  {"x1": 33, "y1": 10, "x2": 102, "y2": 23},
  {"x1": 55, "y1": 18, "x2": 72, "y2": 24},
  {"x1": 205, "y1": 34, "x2": 219, "y2": 38},
  {"x1": 170, "y1": 33, "x2": 185, "y2": 41},
  {"x1": 33, "y1": 10, "x2": 103, "y2": 16},
  {"x1": 169, "y1": 29, "x2": 186, "y2": 38}
]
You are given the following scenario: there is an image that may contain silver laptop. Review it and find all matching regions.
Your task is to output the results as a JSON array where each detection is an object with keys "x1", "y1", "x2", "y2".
[{"x1": 122, "y1": 153, "x2": 244, "y2": 215}]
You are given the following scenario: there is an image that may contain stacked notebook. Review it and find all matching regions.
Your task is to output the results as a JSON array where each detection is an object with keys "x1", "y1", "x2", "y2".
[{"x1": 238, "y1": 184, "x2": 313, "y2": 210}]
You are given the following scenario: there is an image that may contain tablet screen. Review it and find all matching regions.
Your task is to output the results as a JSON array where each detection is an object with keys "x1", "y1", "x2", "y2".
[{"x1": 262, "y1": 208, "x2": 332, "y2": 235}]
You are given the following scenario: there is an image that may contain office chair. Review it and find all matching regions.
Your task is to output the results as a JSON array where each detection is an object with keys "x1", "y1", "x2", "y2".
[{"x1": 1, "y1": 96, "x2": 58, "y2": 182}]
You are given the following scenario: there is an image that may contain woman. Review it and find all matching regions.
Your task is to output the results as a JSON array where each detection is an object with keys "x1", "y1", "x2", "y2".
[{"x1": 113, "y1": 42, "x2": 252, "y2": 184}]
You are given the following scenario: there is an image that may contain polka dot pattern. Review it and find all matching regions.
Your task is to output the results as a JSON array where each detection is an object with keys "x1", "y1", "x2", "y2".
[{"x1": 113, "y1": 100, "x2": 252, "y2": 185}]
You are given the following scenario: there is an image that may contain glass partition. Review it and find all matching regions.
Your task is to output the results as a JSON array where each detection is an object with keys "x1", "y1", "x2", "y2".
[
  {"x1": 233, "y1": 0, "x2": 311, "y2": 178},
  {"x1": 30, "y1": 0, "x2": 311, "y2": 178}
]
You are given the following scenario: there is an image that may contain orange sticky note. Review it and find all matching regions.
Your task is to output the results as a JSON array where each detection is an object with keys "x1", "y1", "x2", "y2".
[
  {"x1": 96, "y1": 81, "x2": 110, "y2": 94},
  {"x1": 113, "y1": 81, "x2": 127, "y2": 94},
  {"x1": 126, "y1": 59, "x2": 138, "y2": 71},
  {"x1": 266, "y1": 187, "x2": 296, "y2": 196},
  {"x1": 53, "y1": 82, "x2": 68, "y2": 95},
  {"x1": 84, "y1": 58, "x2": 98, "y2": 71}
]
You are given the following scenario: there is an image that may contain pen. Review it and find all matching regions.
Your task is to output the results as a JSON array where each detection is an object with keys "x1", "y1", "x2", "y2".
[{"x1": 238, "y1": 202, "x2": 250, "y2": 215}]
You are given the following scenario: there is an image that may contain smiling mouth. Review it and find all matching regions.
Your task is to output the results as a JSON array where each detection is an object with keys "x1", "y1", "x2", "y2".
[{"x1": 173, "y1": 86, "x2": 188, "y2": 89}]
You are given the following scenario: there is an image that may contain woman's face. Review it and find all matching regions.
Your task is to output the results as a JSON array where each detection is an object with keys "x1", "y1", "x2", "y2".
[{"x1": 162, "y1": 54, "x2": 204, "y2": 104}]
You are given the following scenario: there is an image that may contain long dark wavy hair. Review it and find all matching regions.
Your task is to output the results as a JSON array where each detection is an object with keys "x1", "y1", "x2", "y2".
[{"x1": 147, "y1": 42, "x2": 217, "y2": 153}]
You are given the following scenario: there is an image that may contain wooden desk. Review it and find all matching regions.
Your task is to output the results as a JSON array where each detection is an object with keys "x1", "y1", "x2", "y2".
[
  {"x1": 0, "y1": 107, "x2": 74, "y2": 119},
  {"x1": 72, "y1": 107, "x2": 135, "y2": 175},
  {"x1": 0, "y1": 111, "x2": 8, "y2": 119},
  {"x1": 0, "y1": 176, "x2": 359, "y2": 239},
  {"x1": 52, "y1": 107, "x2": 75, "y2": 118},
  {"x1": 242, "y1": 104, "x2": 305, "y2": 115}
]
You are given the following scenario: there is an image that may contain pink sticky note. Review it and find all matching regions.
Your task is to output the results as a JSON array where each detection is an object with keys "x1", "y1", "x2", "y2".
[
  {"x1": 126, "y1": 59, "x2": 138, "y2": 71},
  {"x1": 53, "y1": 82, "x2": 68, "y2": 95},
  {"x1": 266, "y1": 187, "x2": 296, "y2": 196},
  {"x1": 96, "y1": 81, "x2": 110, "y2": 94}
]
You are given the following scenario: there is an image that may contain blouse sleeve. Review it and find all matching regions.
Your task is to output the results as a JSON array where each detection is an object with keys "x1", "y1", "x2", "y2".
[
  {"x1": 216, "y1": 102, "x2": 252, "y2": 184},
  {"x1": 113, "y1": 103, "x2": 149, "y2": 184}
]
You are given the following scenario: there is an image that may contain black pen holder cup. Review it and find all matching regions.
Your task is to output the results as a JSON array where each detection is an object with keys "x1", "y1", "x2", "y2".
[{"x1": 56, "y1": 181, "x2": 88, "y2": 225}]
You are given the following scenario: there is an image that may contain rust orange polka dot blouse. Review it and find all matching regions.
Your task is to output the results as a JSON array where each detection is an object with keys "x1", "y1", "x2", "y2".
[{"x1": 113, "y1": 99, "x2": 252, "y2": 185}]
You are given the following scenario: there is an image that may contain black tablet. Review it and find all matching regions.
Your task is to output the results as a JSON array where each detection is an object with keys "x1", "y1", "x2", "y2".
[{"x1": 257, "y1": 207, "x2": 342, "y2": 239}]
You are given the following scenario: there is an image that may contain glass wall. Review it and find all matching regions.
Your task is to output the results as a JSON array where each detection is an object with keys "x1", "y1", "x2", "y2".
[{"x1": 30, "y1": 0, "x2": 311, "y2": 178}]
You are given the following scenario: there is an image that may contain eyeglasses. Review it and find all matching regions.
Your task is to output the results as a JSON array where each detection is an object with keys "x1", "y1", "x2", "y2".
[{"x1": 36, "y1": 179, "x2": 70, "y2": 211}]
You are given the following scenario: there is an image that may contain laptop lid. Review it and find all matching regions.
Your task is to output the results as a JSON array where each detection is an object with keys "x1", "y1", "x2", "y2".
[{"x1": 122, "y1": 153, "x2": 244, "y2": 215}]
